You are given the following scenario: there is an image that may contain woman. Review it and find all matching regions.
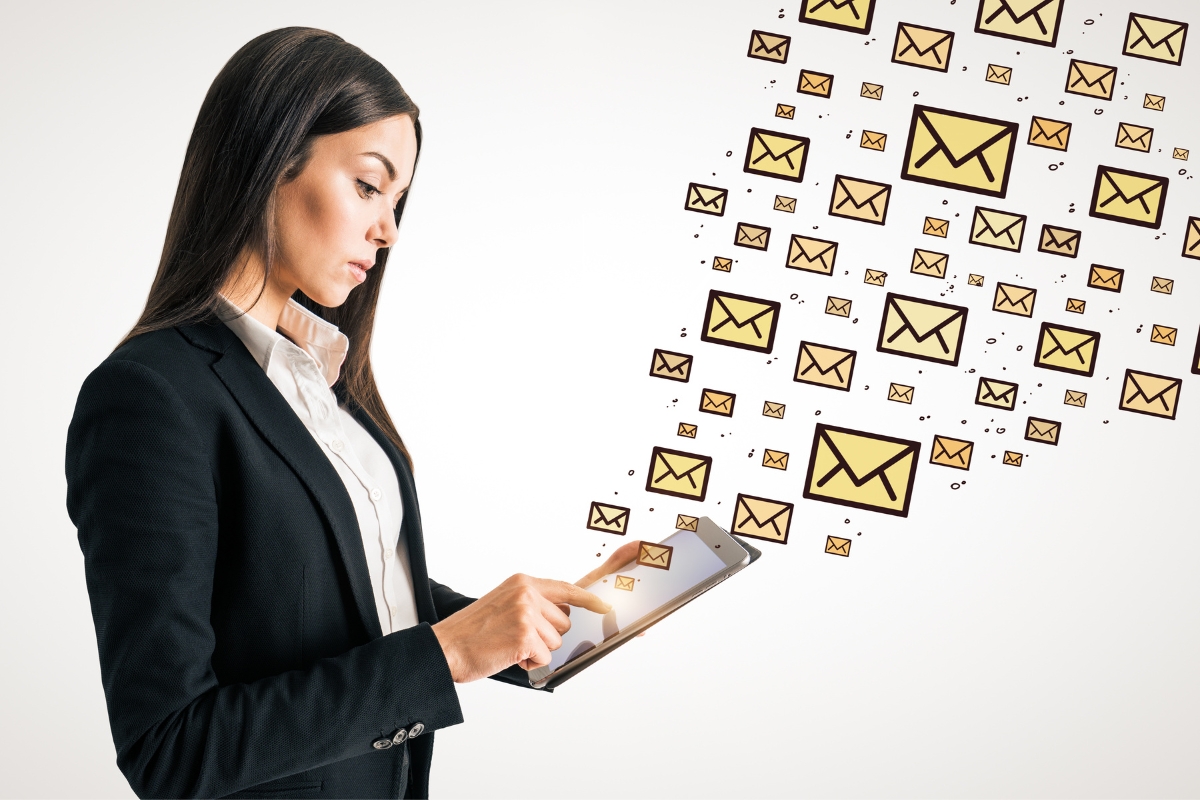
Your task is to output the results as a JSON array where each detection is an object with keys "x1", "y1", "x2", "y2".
[{"x1": 64, "y1": 27, "x2": 637, "y2": 799}]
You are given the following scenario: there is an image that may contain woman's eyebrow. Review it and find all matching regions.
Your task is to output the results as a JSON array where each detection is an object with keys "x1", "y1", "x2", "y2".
[{"x1": 360, "y1": 151, "x2": 397, "y2": 182}]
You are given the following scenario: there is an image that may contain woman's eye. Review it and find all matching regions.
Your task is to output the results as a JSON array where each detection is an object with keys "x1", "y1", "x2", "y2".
[{"x1": 357, "y1": 179, "x2": 381, "y2": 198}]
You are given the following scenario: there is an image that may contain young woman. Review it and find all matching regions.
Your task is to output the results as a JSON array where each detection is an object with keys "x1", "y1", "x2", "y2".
[{"x1": 64, "y1": 27, "x2": 637, "y2": 799}]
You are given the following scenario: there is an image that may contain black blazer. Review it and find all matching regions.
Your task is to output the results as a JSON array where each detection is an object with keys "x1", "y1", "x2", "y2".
[{"x1": 65, "y1": 315, "x2": 544, "y2": 799}]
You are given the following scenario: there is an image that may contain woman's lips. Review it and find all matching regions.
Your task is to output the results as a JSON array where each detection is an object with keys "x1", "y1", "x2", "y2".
[{"x1": 348, "y1": 262, "x2": 367, "y2": 283}]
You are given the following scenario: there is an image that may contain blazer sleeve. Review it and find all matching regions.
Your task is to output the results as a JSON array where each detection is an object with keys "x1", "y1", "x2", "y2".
[{"x1": 65, "y1": 358, "x2": 465, "y2": 799}]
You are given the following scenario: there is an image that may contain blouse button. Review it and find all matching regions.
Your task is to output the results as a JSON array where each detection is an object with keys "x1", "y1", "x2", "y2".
[
  {"x1": 384, "y1": 548, "x2": 394, "y2": 561},
  {"x1": 370, "y1": 488, "x2": 383, "y2": 501},
  {"x1": 330, "y1": 439, "x2": 344, "y2": 453}
]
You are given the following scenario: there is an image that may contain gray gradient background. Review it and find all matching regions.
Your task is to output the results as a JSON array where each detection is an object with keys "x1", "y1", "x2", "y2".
[{"x1": 2, "y1": 0, "x2": 1198, "y2": 797}]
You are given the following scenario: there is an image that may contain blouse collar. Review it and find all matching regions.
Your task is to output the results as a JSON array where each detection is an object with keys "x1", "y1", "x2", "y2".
[{"x1": 215, "y1": 293, "x2": 350, "y2": 387}]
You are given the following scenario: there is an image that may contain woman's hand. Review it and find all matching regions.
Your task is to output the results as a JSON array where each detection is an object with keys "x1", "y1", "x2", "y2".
[{"x1": 557, "y1": 540, "x2": 648, "y2": 638}]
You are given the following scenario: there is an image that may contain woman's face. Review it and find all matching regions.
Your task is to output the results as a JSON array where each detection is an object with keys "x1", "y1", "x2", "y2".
[{"x1": 268, "y1": 114, "x2": 418, "y2": 308}]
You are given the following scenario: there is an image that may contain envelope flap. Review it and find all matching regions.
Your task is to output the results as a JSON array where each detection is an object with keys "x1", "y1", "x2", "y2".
[
  {"x1": 765, "y1": 402, "x2": 783, "y2": 413},
  {"x1": 716, "y1": 294, "x2": 774, "y2": 326},
  {"x1": 1032, "y1": 118, "x2": 1069, "y2": 137},
  {"x1": 891, "y1": 297, "x2": 962, "y2": 339},
  {"x1": 1091, "y1": 265, "x2": 1121, "y2": 281},
  {"x1": 901, "y1": 24, "x2": 952, "y2": 53},
  {"x1": 977, "y1": 209, "x2": 1023, "y2": 234},
  {"x1": 920, "y1": 109, "x2": 1012, "y2": 162},
  {"x1": 755, "y1": 32, "x2": 789, "y2": 49},
  {"x1": 1131, "y1": 15, "x2": 1186, "y2": 46},
  {"x1": 754, "y1": 132, "x2": 806, "y2": 160},
  {"x1": 1075, "y1": 61, "x2": 1116, "y2": 84},
  {"x1": 934, "y1": 436, "x2": 972, "y2": 457},
  {"x1": 1029, "y1": 421, "x2": 1057, "y2": 435},
  {"x1": 983, "y1": 379, "x2": 1016, "y2": 398},
  {"x1": 1044, "y1": 227, "x2": 1078, "y2": 244},
  {"x1": 764, "y1": 450, "x2": 788, "y2": 463},
  {"x1": 1102, "y1": 170, "x2": 1163, "y2": 202},
  {"x1": 802, "y1": 343, "x2": 854, "y2": 373},
  {"x1": 794, "y1": 237, "x2": 836, "y2": 259},
  {"x1": 691, "y1": 185, "x2": 725, "y2": 203},
  {"x1": 738, "y1": 496, "x2": 789, "y2": 526},
  {"x1": 839, "y1": 177, "x2": 888, "y2": 205},
  {"x1": 998, "y1": 284, "x2": 1034, "y2": 304},
  {"x1": 991, "y1": 0, "x2": 1056, "y2": 18},
  {"x1": 658, "y1": 451, "x2": 706, "y2": 478},
  {"x1": 1127, "y1": 372, "x2": 1180, "y2": 401},
  {"x1": 657, "y1": 352, "x2": 691, "y2": 371},
  {"x1": 1046, "y1": 327, "x2": 1096, "y2": 353},
  {"x1": 593, "y1": 505, "x2": 628, "y2": 523},
  {"x1": 1120, "y1": 123, "x2": 1152, "y2": 138},
  {"x1": 824, "y1": 429, "x2": 913, "y2": 481},
  {"x1": 915, "y1": 249, "x2": 947, "y2": 265},
  {"x1": 821, "y1": 0, "x2": 860, "y2": 7},
  {"x1": 641, "y1": 543, "x2": 669, "y2": 558}
]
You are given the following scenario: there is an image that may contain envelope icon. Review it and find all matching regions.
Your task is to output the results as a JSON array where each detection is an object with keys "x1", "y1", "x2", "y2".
[
  {"x1": 1088, "y1": 264, "x2": 1124, "y2": 292},
  {"x1": 1034, "y1": 322, "x2": 1100, "y2": 377},
  {"x1": 744, "y1": 128, "x2": 810, "y2": 183},
  {"x1": 734, "y1": 222, "x2": 772, "y2": 251},
  {"x1": 685, "y1": 182, "x2": 728, "y2": 216},
  {"x1": 798, "y1": 69, "x2": 834, "y2": 98},
  {"x1": 1183, "y1": 217, "x2": 1200, "y2": 260},
  {"x1": 901, "y1": 106, "x2": 1018, "y2": 197},
  {"x1": 1120, "y1": 369, "x2": 1181, "y2": 419},
  {"x1": 795, "y1": 341, "x2": 856, "y2": 391},
  {"x1": 637, "y1": 542, "x2": 674, "y2": 571},
  {"x1": 923, "y1": 217, "x2": 949, "y2": 237},
  {"x1": 1039, "y1": 225, "x2": 1080, "y2": 258},
  {"x1": 748, "y1": 30, "x2": 791, "y2": 63},
  {"x1": 1144, "y1": 94, "x2": 1166, "y2": 111},
  {"x1": 968, "y1": 274, "x2": 985, "y2": 287},
  {"x1": 829, "y1": 175, "x2": 891, "y2": 224},
  {"x1": 971, "y1": 207, "x2": 1026, "y2": 252},
  {"x1": 1028, "y1": 116, "x2": 1072, "y2": 151},
  {"x1": 677, "y1": 422, "x2": 697, "y2": 438},
  {"x1": 712, "y1": 256, "x2": 732, "y2": 272},
  {"x1": 911, "y1": 248, "x2": 948, "y2": 278},
  {"x1": 892, "y1": 22, "x2": 955, "y2": 72},
  {"x1": 614, "y1": 575, "x2": 635, "y2": 591},
  {"x1": 1025, "y1": 417, "x2": 1060, "y2": 446},
  {"x1": 587, "y1": 502, "x2": 630, "y2": 535},
  {"x1": 888, "y1": 383, "x2": 914, "y2": 404},
  {"x1": 975, "y1": 0, "x2": 1064, "y2": 46},
  {"x1": 1065, "y1": 59, "x2": 1116, "y2": 100},
  {"x1": 993, "y1": 282, "x2": 1036, "y2": 317},
  {"x1": 1003, "y1": 450, "x2": 1023, "y2": 466},
  {"x1": 861, "y1": 81, "x2": 884, "y2": 100},
  {"x1": 645, "y1": 446, "x2": 712, "y2": 501},
  {"x1": 787, "y1": 235, "x2": 838, "y2": 276},
  {"x1": 774, "y1": 195, "x2": 797, "y2": 213},
  {"x1": 1151, "y1": 277, "x2": 1173, "y2": 295},
  {"x1": 650, "y1": 349, "x2": 693, "y2": 382},
  {"x1": 1123, "y1": 13, "x2": 1188, "y2": 65},
  {"x1": 763, "y1": 401, "x2": 786, "y2": 419},
  {"x1": 1174, "y1": 148, "x2": 1189, "y2": 161},
  {"x1": 1151, "y1": 325, "x2": 1177, "y2": 346},
  {"x1": 877, "y1": 293, "x2": 968, "y2": 366},
  {"x1": 776, "y1": 103, "x2": 796, "y2": 119},
  {"x1": 762, "y1": 449, "x2": 789, "y2": 470},
  {"x1": 860, "y1": 130, "x2": 887, "y2": 151},
  {"x1": 676, "y1": 514, "x2": 699, "y2": 532},
  {"x1": 826, "y1": 296, "x2": 852, "y2": 317},
  {"x1": 731, "y1": 494, "x2": 794, "y2": 544},
  {"x1": 699, "y1": 389, "x2": 736, "y2": 417},
  {"x1": 825, "y1": 535, "x2": 852, "y2": 557},
  {"x1": 1064, "y1": 390, "x2": 1087, "y2": 408},
  {"x1": 1065, "y1": 298, "x2": 1086, "y2": 314},
  {"x1": 930, "y1": 435, "x2": 973, "y2": 470},
  {"x1": 1116, "y1": 122, "x2": 1154, "y2": 153},
  {"x1": 702, "y1": 290, "x2": 781, "y2": 353},
  {"x1": 975, "y1": 377, "x2": 1018, "y2": 411},
  {"x1": 864, "y1": 268, "x2": 887, "y2": 286},
  {"x1": 803, "y1": 423, "x2": 920, "y2": 517},
  {"x1": 800, "y1": 0, "x2": 877, "y2": 34},
  {"x1": 1090, "y1": 166, "x2": 1169, "y2": 228},
  {"x1": 986, "y1": 64, "x2": 1012, "y2": 84}
]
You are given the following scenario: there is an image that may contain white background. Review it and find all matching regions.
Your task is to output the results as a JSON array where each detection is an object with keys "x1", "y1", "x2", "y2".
[{"x1": 2, "y1": 0, "x2": 1199, "y2": 797}]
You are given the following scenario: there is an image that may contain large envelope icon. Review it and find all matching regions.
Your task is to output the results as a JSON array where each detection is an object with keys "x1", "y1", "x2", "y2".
[
  {"x1": 1028, "y1": 116, "x2": 1072, "y2": 151},
  {"x1": 800, "y1": 0, "x2": 877, "y2": 34},
  {"x1": 923, "y1": 216, "x2": 949, "y2": 237},
  {"x1": 762, "y1": 449, "x2": 789, "y2": 470},
  {"x1": 930, "y1": 435, "x2": 973, "y2": 470},
  {"x1": 676, "y1": 514, "x2": 699, "y2": 532},
  {"x1": 650, "y1": 349, "x2": 692, "y2": 382},
  {"x1": 1151, "y1": 277, "x2": 1173, "y2": 295},
  {"x1": 677, "y1": 422, "x2": 697, "y2": 438},
  {"x1": 1150, "y1": 325, "x2": 1177, "y2": 346},
  {"x1": 901, "y1": 105, "x2": 1018, "y2": 197},
  {"x1": 861, "y1": 82, "x2": 884, "y2": 100},
  {"x1": 700, "y1": 389, "x2": 736, "y2": 417},
  {"x1": 1025, "y1": 417, "x2": 1061, "y2": 446},
  {"x1": 702, "y1": 289, "x2": 781, "y2": 353},
  {"x1": 1065, "y1": 59, "x2": 1116, "y2": 100},
  {"x1": 825, "y1": 535, "x2": 852, "y2": 556},
  {"x1": 911, "y1": 249, "x2": 948, "y2": 278},
  {"x1": 645, "y1": 446, "x2": 712, "y2": 501},
  {"x1": 825, "y1": 296, "x2": 852, "y2": 317},
  {"x1": 877, "y1": 293, "x2": 968, "y2": 365},
  {"x1": 1145, "y1": 94, "x2": 1166, "y2": 111},
  {"x1": 763, "y1": 401, "x2": 786, "y2": 419},
  {"x1": 1039, "y1": 225, "x2": 1080, "y2": 257},
  {"x1": 586, "y1": 502, "x2": 630, "y2": 535},
  {"x1": 975, "y1": 0, "x2": 1065, "y2": 47},
  {"x1": 1088, "y1": 264, "x2": 1124, "y2": 292},
  {"x1": 735, "y1": 222, "x2": 772, "y2": 250},
  {"x1": 787, "y1": 234, "x2": 838, "y2": 275},
  {"x1": 976, "y1": 377, "x2": 1018, "y2": 410},
  {"x1": 1034, "y1": 322, "x2": 1100, "y2": 377},
  {"x1": 798, "y1": 69, "x2": 835, "y2": 98},
  {"x1": 1090, "y1": 166, "x2": 1168, "y2": 228},
  {"x1": 864, "y1": 268, "x2": 887, "y2": 286},
  {"x1": 992, "y1": 282, "x2": 1037, "y2": 317},
  {"x1": 1183, "y1": 216, "x2": 1200, "y2": 260},
  {"x1": 892, "y1": 22, "x2": 955, "y2": 71},
  {"x1": 685, "y1": 182, "x2": 728, "y2": 216},
  {"x1": 888, "y1": 383, "x2": 914, "y2": 404},
  {"x1": 804, "y1": 423, "x2": 920, "y2": 517},
  {"x1": 748, "y1": 30, "x2": 791, "y2": 63},
  {"x1": 614, "y1": 575, "x2": 635, "y2": 591},
  {"x1": 829, "y1": 175, "x2": 891, "y2": 224},
  {"x1": 1116, "y1": 122, "x2": 1154, "y2": 153},
  {"x1": 1063, "y1": 390, "x2": 1087, "y2": 408},
  {"x1": 1123, "y1": 13, "x2": 1188, "y2": 65},
  {"x1": 794, "y1": 341, "x2": 857, "y2": 391},
  {"x1": 744, "y1": 128, "x2": 810, "y2": 182},
  {"x1": 1120, "y1": 369, "x2": 1181, "y2": 419},
  {"x1": 731, "y1": 494, "x2": 794, "y2": 544},
  {"x1": 971, "y1": 207, "x2": 1026, "y2": 251},
  {"x1": 637, "y1": 542, "x2": 674, "y2": 570}
]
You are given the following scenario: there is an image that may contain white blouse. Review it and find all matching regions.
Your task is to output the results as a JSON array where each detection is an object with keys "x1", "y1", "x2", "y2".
[{"x1": 216, "y1": 293, "x2": 419, "y2": 635}]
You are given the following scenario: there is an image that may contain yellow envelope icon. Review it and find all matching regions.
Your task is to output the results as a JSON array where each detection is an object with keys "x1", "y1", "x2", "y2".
[
  {"x1": 748, "y1": 30, "x2": 791, "y2": 63},
  {"x1": 1064, "y1": 390, "x2": 1087, "y2": 408},
  {"x1": 1183, "y1": 216, "x2": 1200, "y2": 260},
  {"x1": 685, "y1": 182, "x2": 727, "y2": 216},
  {"x1": 776, "y1": 103, "x2": 796, "y2": 119},
  {"x1": 825, "y1": 535, "x2": 852, "y2": 557},
  {"x1": 774, "y1": 195, "x2": 797, "y2": 213},
  {"x1": 1065, "y1": 59, "x2": 1116, "y2": 100},
  {"x1": 971, "y1": 207, "x2": 1026, "y2": 251},
  {"x1": 888, "y1": 383, "x2": 914, "y2": 404},
  {"x1": 892, "y1": 22, "x2": 955, "y2": 72},
  {"x1": 637, "y1": 542, "x2": 673, "y2": 571},
  {"x1": 804, "y1": 423, "x2": 920, "y2": 517},
  {"x1": 901, "y1": 106, "x2": 1018, "y2": 197},
  {"x1": 1025, "y1": 417, "x2": 1061, "y2": 446},
  {"x1": 744, "y1": 128, "x2": 810, "y2": 183},
  {"x1": 1090, "y1": 166, "x2": 1168, "y2": 228},
  {"x1": 968, "y1": 274, "x2": 985, "y2": 287},
  {"x1": 677, "y1": 422, "x2": 697, "y2": 438},
  {"x1": 762, "y1": 449, "x2": 789, "y2": 470},
  {"x1": 930, "y1": 435, "x2": 973, "y2": 470},
  {"x1": 1066, "y1": 298, "x2": 1086, "y2": 314},
  {"x1": 712, "y1": 256, "x2": 732, "y2": 272},
  {"x1": 1151, "y1": 277, "x2": 1173, "y2": 295},
  {"x1": 798, "y1": 69, "x2": 834, "y2": 98},
  {"x1": 650, "y1": 349, "x2": 692, "y2": 382},
  {"x1": 986, "y1": 64, "x2": 1012, "y2": 84},
  {"x1": 763, "y1": 401, "x2": 786, "y2": 419},
  {"x1": 614, "y1": 575, "x2": 635, "y2": 591},
  {"x1": 1123, "y1": 14, "x2": 1188, "y2": 65},
  {"x1": 877, "y1": 293, "x2": 968, "y2": 366},
  {"x1": 826, "y1": 296, "x2": 852, "y2": 317},
  {"x1": 586, "y1": 502, "x2": 630, "y2": 535},
  {"x1": 699, "y1": 389, "x2": 736, "y2": 416},
  {"x1": 993, "y1": 282, "x2": 1037, "y2": 317},
  {"x1": 731, "y1": 494, "x2": 794, "y2": 544},
  {"x1": 1120, "y1": 369, "x2": 1181, "y2": 419},
  {"x1": 1116, "y1": 122, "x2": 1154, "y2": 153},
  {"x1": 734, "y1": 222, "x2": 772, "y2": 250},
  {"x1": 787, "y1": 234, "x2": 838, "y2": 276},
  {"x1": 1144, "y1": 94, "x2": 1166, "y2": 111},
  {"x1": 795, "y1": 341, "x2": 856, "y2": 391},
  {"x1": 676, "y1": 514, "x2": 699, "y2": 532},
  {"x1": 1174, "y1": 148, "x2": 1189, "y2": 161},
  {"x1": 975, "y1": 377, "x2": 1018, "y2": 411},
  {"x1": 1035, "y1": 322, "x2": 1100, "y2": 377},
  {"x1": 861, "y1": 82, "x2": 884, "y2": 100},
  {"x1": 864, "y1": 268, "x2": 887, "y2": 286},
  {"x1": 829, "y1": 175, "x2": 891, "y2": 224},
  {"x1": 923, "y1": 216, "x2": 949, "y2": 237},
  {"x1": 801, "y1": 0, "x2": 877, "y2": 34},
  {"x1": 1003, "y1": 451, "x2": 1023, "y2": 466},
  {"x1": 860, "y1": 130, "x2": 887, "y2": 151},
  {"x1": 1028, "y1": 116, "x2": 1071, "y2": 151},
  {"x1": 1039, "y1": 225, "x2": 1081, "y2": 258},
  {"x1": 975, "y1": 0, "x2": 1064, "y2": 46},
  {"x1": 645, "y1": 447, "x2": 712, "y2": 501},
  {"x1": 1088, "y1": 264, "x2": 1124, "y2": 292},
  {"x1": 910, "y1": 248, "x2": 948, "y2": 278},
  {"x1": 1151, "y1": 325, "x2": 1177, "y2": 346},
  {"x1": 702, "y1": 290, "x2": 781, "y2": 353}
]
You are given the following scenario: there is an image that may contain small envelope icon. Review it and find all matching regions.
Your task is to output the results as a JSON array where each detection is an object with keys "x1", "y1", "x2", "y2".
[
  {"x1": 798, "y1": 69, "x2": 834, "y2": 98},
  {"x1": 992, "y1": 282, "x2": 1037, "y2": 317},
  {"x1": 1029, "y1": 116, "x2": 1072, "y2": 151},
  {"x1": 968, "y1": 274, "x2": 985, "y2": 287},
  {"x1": 712, "y1": 256, "x2": 732, "y2": 272},
  {"x1": 787, "y1": 235, "x2": 838, "y2": 275},
  {"x1": 1039, "y1": 225, "x2": 1081, "y2": 258},
  {"x1": 861, "y1": 81, "x2": 884, "y2": 100},
  {"x1": 923, "y1": 217, "x2": 949, "y2": 237},
  {"x1": 614, "y1": 575, "x2": 635, "y2": 591},
  {"x1": 795, "y1": 341, "x2": 856, "y2": 391},
  {"x1": 1123, "y1": 14, "x2": 1188, "y2": 65},
  {"x1": 1089, "y1": 165, "x2": 1169, "y2": 228},
  {"x1": 803, "y1": 423, "x2": 920, "y2": 517},
  {"x1": 829, "y1": 175, "x2": 891, "y2": 224},
  {"x1": 1064, "y1": 390, "x2": 1087, "y2": 408},
  {"x1": 646, "y1": 446, "x2": 712, "y2": 501},
  {"x1": 1065, "y1": 59, "x2": 1116, "y2": 100},
  {"x1": 826, "y1": 296, "x2": 852, "y2": 317},
  {"x1": 986, "y1": 64, "x2": 1012, "y2": 84},
  {"x1": 892, "y1": 22, "x2": 955, "y2": 72},
  {"x1": 1174, "y1": 148, "x2": 1189, "y2": 161},
  {"x1": 911, "y1": 248, "x2": 948, "y2": 278},
  {"x1": 975, "y1": 0, "x2": 1064, "y2": 46},
  {"x1": 1120, "y1": 369, "x2": 1181, "y2": 419},
  {"x1": 1025, "y1": 417, "x2": 1061, "y2": 446},
  {"x1": 1145, "y1": 94, "x2": 1166, "y2": 111},
  {"x1": 1183, "y1": 216, "x2": 1200, "y2": 260},
  {"x1": 861, "y1": 130, "x2": 887, "y2": 151},
  {"x1": 685, "y1": 182, "x2": 728, "y2": 216},
  {"x1": 763, "y1": 401, "x2": 786, "y2": 419},
  {"x1": 744, "y1": 128, "x2": 810, "y2": 183},
  {"x1": 637, "y1": 542, "x2": 674, "y2": 571},
  {"x1": 702, "y1": 290, "x2": 781, "y2": 353},
  {"x1": 676, "y1": 514, "x2": 699, "y2": 532},
  {"x1": 971, "y1": 207, "x2": 1026, "y2": 252},
  {"x1": 825, "y1": 535, "x2": 852, "y2": 557},
  {"x1": 1003, "y1": 451, "x2": 1023, "y2": 467},
  {"x1": 776, "y1": 103, "x2": 796, "y2": 119},
  {"x1": 748, "y1": 30, "x2": 791, "y2": 63},
  {"x1": 734, "y1": 222, "x2": 772, "y2": 251},
  {"x1": 888, "y1": 383, "x2": 914, "y2": 404},
  {"x1": 1151, "y1": 325, "x2": 1177, "y2": 346},
  {"x1": 650, "y1": 349, "x2": 692, "y2": 382},
  {"x1": 700, "y1": 389, "x2": 736, "y2": 416},
  {"x1": 930, "y1": 435, "x2": 973, "y2": 470},
  {"x1": 732, "y1": 494, "x2": 794, "y2": 544},
  {"x1": 1151, "y1": 277, "x2": 1174, "y2": 294},
  {"x1": 1035, "y1": 322, "x2": 1100, "y2": 377},
  {"x1": 1066, "y1": 298, "x2": 1086, "y2": 314},
  {"x1": 801, "y1": 0, "x2": 877, "y2": 34},
  {"x1": 1088, "y1": 264, "x2": 1124, "y2": 292},
  {"x1": 677, "y1": 422, "x2": 697, "y2": 438},
  {"x1": 975, "y1": 377, "x2": 1018, "y2": 411},
  {"x1": 587, "y1": 502, "x2": 630, "y2": 535},
  {"x1": 901, "y1": 106, "x2": 1018, "y2": 197},
  {"x1": 774, "y1": 195, "x2": 797, "y2": 213},
  {"x1": 877, "y1": 293, "x2": 968, "y2": 366},
  {"x1": 762, "y1": 449, "x2": 789, "y2": 470},
  {"x1": 1116, "y1": 122, "x2": 1154, "y2": 153},
  {"x1": 864, "y1": 269, "x2": 887, "y2": 286}
]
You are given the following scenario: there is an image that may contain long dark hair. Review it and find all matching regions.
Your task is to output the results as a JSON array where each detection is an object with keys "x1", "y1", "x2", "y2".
[{"x1": 115, "y1": 26, "x2": 420, "y2": 470}]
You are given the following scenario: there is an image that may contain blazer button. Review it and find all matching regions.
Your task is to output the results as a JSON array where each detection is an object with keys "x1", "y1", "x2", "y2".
[
  {"x1": 392, "y1": 728, "x2": 408, "y2": 745},
  {"x1": 372, "y1": 737, "x2": 393, "y2": 750},
  {"x1": 408, "y1": 722, "x2": 425, "y2": 738}
]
